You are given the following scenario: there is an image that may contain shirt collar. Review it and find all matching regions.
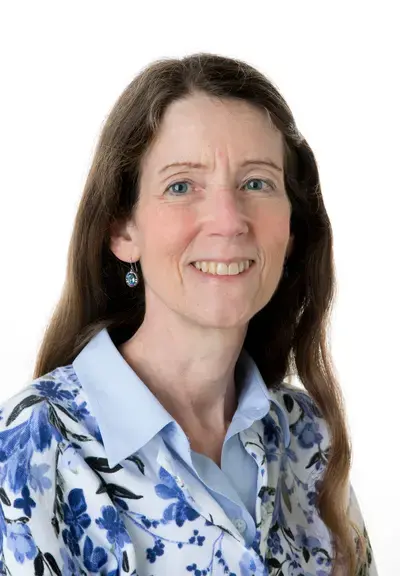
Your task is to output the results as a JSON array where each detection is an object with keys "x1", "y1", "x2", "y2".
[
  {"x1": 72, "y1": 327, "x2": 289, "y2": 468},
  {"x1": 235, "y1": 348, "x2": 290, "y2": 445}
]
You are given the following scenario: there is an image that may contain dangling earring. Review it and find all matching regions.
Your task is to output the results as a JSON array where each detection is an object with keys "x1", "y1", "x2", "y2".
[{"x1": 125, "y1": 259, "x2": 139, "y2": 288}]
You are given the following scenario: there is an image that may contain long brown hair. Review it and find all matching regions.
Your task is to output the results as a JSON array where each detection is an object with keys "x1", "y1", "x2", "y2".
[{"x1": 33, "y1": 53, "x2": 367, "y2": 573}]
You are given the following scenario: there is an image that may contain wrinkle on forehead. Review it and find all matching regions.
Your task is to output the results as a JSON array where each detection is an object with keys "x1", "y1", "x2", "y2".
[{"x1": 141, "y1": 93, "x2": 284, "y2": 177}]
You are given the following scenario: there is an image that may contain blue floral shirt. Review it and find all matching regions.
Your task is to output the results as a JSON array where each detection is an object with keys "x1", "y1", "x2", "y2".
[{"x1": 0, "y1": 328, "x2": 377, "y2": 575}]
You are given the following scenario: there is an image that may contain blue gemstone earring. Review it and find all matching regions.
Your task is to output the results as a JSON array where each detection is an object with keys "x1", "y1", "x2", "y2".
[{"x1": 125, "y1": 259, "x2": 139, "y2": 288}]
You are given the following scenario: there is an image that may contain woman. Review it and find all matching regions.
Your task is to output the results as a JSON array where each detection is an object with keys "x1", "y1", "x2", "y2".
[{"x1": 0, "y1": 53, "x2": 377, "y2": 575}]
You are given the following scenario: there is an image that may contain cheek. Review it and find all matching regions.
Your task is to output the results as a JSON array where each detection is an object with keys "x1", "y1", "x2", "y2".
[
  {"x1": 140, "y1": 206, "x2": 196, "y2": 260},
  {"x1": 256, "y1": 207, "x2": 291, "y2": 248}
]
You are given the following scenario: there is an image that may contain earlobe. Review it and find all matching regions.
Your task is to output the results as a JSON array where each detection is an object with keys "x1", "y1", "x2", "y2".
[{"x1": 109, "y1": 219, "x2": 141, "y2": 264}]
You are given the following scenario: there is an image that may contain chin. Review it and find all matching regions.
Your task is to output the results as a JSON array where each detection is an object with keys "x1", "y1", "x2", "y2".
[{"x1": 191, "y1": 311, "x2": 251, "y2": 330}]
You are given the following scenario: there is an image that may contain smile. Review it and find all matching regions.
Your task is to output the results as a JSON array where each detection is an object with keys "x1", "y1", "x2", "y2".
[{"x1": 190, "y1": 260, "x2": 255, "y2": 276}]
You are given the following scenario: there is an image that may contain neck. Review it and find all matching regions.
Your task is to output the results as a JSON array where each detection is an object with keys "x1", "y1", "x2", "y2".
[{"x1": 118, "y1": 310, "x2": 248, "y2": 437}]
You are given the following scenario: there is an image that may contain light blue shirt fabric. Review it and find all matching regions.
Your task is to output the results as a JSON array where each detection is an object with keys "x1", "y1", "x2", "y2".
[{"x1": 72, "y1": 327, "x2": 290, "y2": 547}]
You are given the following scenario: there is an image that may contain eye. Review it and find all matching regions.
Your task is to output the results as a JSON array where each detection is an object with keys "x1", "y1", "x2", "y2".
[
  {"x1": 165, "y1": 177, "x2": 276, "y2": 196},
  {"x1": 242, "y1": 178, "x2": 276, "y2": 192},
  {"x1": 165, "y1": 181, "x2": 192, "y2": 195}
]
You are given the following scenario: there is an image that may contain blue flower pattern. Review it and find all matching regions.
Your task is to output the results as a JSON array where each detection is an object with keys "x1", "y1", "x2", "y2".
[
  {"x1": 63, "y1": 488, "x2": 91, "y2": 543},
  {"x1": 0, "y1": 368, "x2": 376, "y2": 574}
]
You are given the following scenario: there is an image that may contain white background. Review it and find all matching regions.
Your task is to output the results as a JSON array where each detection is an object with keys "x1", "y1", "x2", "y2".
[{"x1": 0, "y1": 2, "x2": 398, "y2": 574}]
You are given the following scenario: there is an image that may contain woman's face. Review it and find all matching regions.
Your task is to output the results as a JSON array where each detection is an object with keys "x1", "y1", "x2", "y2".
[{"x1": 115, "y1": 92, "x2": 293, "y2": 329}]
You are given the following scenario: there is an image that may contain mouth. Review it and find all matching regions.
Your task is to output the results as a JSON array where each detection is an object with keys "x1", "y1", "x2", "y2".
[{"x1": 189, "y1": 259, "x2": 255, "y2": 278}]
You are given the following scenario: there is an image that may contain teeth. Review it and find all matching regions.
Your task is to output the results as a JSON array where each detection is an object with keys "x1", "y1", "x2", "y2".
[{"x1": 192, "y1": 260, "x2": 253, "y2": 276}]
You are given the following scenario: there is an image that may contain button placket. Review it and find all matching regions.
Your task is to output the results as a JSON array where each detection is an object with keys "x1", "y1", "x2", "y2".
[
  {"x1": 239, "y1": 419, "x2": 272, "y2": 552},
  {"x1": 252, "y1": 412, "x2": 284, "y2": 562},
  {"x1": 156, "y1": 447, "x2": 197, "y2": 503},
  {"x1": 157, "y1": 441, "x2": 246, "y2": 540}
]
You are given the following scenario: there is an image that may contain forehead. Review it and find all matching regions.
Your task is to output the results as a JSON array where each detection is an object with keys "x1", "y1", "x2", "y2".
[{"x1": 141, "y1": 93, "x2": 284, "y2": 172}]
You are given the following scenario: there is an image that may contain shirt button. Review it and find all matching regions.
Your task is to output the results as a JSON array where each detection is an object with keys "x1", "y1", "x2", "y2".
[{"x1": 233, "y1": 518, "x2": 247, "y2": 534}]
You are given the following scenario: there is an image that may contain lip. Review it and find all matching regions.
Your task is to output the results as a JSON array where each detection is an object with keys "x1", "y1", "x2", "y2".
[{"x1": 189, "y1": 260, "x2": 256, "y2": 280}]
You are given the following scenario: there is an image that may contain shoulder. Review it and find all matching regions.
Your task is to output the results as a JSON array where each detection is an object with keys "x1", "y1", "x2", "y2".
[
  {"x1": 0, "y1": 365, "x2": 99, "y2": 492},
  {"x1": 0, "y1": 364, "x2": 82, "y2": 433},
  {"x1": 269, "y1": 382, "x2": 331, "y2": 454},
  {"x1": 272, "y1": 382, "x2": 325, "y2": 422}
]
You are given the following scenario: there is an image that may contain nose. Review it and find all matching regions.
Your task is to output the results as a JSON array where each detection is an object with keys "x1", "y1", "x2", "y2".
[{"x1": 205, "y1": 186, "x2": 249, "y2": 237}]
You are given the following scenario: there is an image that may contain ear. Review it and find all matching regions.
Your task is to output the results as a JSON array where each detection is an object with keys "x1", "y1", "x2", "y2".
[{"x1": 109, "y1": 217, "x2": 141, "y2": 264}]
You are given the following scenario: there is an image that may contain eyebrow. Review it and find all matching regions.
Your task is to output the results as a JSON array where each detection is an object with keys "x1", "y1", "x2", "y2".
[{"x1": 159, "y1": 158, "x2": 283, "y2": 175}]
